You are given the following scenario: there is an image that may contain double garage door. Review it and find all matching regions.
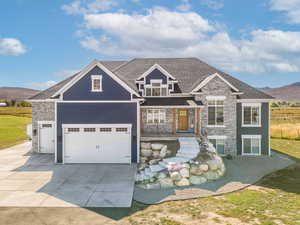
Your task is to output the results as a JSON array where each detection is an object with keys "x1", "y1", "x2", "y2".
[{"x1": 63, "y1": 124, "x2": 132, "y2": 164}]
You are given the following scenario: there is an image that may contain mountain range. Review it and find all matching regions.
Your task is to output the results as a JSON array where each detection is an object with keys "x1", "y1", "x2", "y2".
[
  {"x1": 259, "y1": 82, "x2": 300, "y2": 102},
  {"x1": 0, "y1": 87, "x2": 39, "y2": 100}
]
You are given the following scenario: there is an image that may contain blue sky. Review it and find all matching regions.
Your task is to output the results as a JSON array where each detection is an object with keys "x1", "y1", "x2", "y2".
[{"x1": 0, "y1": 0, "x2": 300, "y2": 90}]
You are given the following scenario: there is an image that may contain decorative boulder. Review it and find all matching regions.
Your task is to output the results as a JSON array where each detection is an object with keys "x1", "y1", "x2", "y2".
[
  {"x1": 145, "y1": 182, "x2": 161, "y2": 189},
  {"x1": 151, "y1": 143, "x2": 164, "y2": 151},
  {"x1": 160, "y1": 146, "x2": 168, "y2": 158},
  {"x1": 189, "y1": 176, "x2": 207, "y2": 185},
  {"x1": 175, "y1": 178, "x2": 190, "y2": 187},
  {"x1": 152, "y1": 151, "x2": 161, "y2": 159},
  {"x1": 140, "y1": 157, "x2": 148, "y2": 163},
  {"x1": 141, "y1": 142, "x2": 151, "y2": 149},
  {"x1": 199, "y1": 164, "x2": 209, "y2": 172},
  {"x1": 166, "y1": 150, "x2": 172, "y2": 157},
  {"x1": 149, "y1": 159, "x2": 160, "y2": 165},
  {"x1": 204, "y1": 171, "x2": 219, "y2": 180},
  {"x1": 207, "y1": 160, "x2": 220, "y2": 171},
  {"x1": 179, "y1": 168, "x2": 190, "y2": 178},
  {"x1": 141, "y1": 149, "x2": 152, "y2": 157},
  {"x1": 182, "y1": 163, "x2": 190, "y2": 169},
  {"x1": 170, "y1": 171, "x2": 182, "y2": 181},
  {"x1": 190, "y1": 165, "x2": 203, "y2": 176},
  {"x1": 138, "y1": 163, "x2": 147, "y2": 171},
  {"x1": 159, "y1": 178, "x2": 174, "y2": 188}
]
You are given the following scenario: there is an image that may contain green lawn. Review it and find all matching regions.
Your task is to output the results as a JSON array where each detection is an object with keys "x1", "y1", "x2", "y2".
[{"x1": 0, "y1": 115, "x2": 32, "y2": 149}]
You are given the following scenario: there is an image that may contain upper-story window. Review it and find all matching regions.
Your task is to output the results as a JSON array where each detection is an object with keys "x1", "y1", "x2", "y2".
[
  {"x1": 91, "y1": 75, "x2": 102, "y2": 92},
  {"x1": 207, "y1": 96, "x2": 225, "y2": 126},
  {"x1": 242, "y1": 103, "x2": 261, "y2": 127},
  {"x1": 144, "y1": 80, "x2": 167, "y2": 97}
]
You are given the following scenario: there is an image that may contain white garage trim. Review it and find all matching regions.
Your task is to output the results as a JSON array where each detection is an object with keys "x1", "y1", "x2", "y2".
[{"x1": 62, "y1": 124, "x2": 132, "y2": 164}]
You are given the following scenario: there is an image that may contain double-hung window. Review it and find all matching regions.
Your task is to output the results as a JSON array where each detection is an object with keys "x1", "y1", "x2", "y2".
[
  {"x1": 242, "y1": 103, "x2": 261, "y2": 127},
  {"x1": 147, "y1": 109, "x2": 166, "y2": 124},
  {"x1": 242, "y1": 135, "x2": 261, "y2": 155},
  {"x1": 91, "y1": 75, "x2": 102, "y2": 92},
  {"x1": 208, "y1": 136, "x2": 226, "y2": 155},
  {"x1": 207, "y1": 96, "x2": 225, "y2": 126},
  {"x1": 144, "y1": 80, "x2": 167, "y2": 97}
]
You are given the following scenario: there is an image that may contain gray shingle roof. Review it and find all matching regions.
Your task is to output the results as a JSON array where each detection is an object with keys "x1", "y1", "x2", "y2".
[{"x1": 29, "y1": 58, "x2": 273, "y2": 100}]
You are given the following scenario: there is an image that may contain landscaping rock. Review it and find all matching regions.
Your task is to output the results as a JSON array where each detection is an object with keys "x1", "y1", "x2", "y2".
[
  {"x1": 159, "y1": 177, "x2": 174, "y2": 188},
  {"x1": 179, "y1": 168, "x2": 190, "y2": 178},
  {"x1": 204, "y1": 171, "x2": 219, "y2": 180},
  {"x1": 190, "y1": 165, "x2": 203, "y2": 176},
  {"x1": 175, "y1": 178, "x2": 190, "y2": 187},
  {"x1": 182, "y1": 163, "x2": 190, "y2": 169},
  {"x1": 207, "y1": 160, "x2": 220, "y2": 171},
  {"x1": 189, "y1": 176, "x2": 207, "y2": 185},
  {"x1": 199, "y1": 164, "x2": 209, "y2": 172},
  {"x1": 151, "y1": 143, "x2": 164, "y2": 151},
  {"x1": 160, "y1": 146, "x2": 168, "y2": 158},
  {"x1": 166, "y1": 150, "x2": 172, "y2": 157},
  {"x1": 141, "y1": 149, "x2": 152, "y2": 157},
  {"x1": 170, "y1": 171, "x2": 182, "y2": 181},
  {"x1": 152, "y1": 151, "x2": 161, "y2": 159},
  {"x1": 149, "y1": 159, "x2": 161, "y2": 165},
  {"x1": 140, "y1": 157, "x2": 148, "y2": 163},
  {"x1": 141, "y1": 142, "x2": 151, "y2": 149},
  {"x1": 138, "y1": 163, "x2": 147, "y2": 171}
]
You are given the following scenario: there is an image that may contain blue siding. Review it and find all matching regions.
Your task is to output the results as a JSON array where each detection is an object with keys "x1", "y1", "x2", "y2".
[
  {"x1": 63, "y1": 66, "x2": 131, "y2": 101},
  {"x1": 237, "y1": 103, "x2": 270, "y2": 155},
  {"x1": 145, "y1": 69, "x2": 168, "y2": 84},
  {"x1": 56, "y1": 102, "x2": 138, "y2": 163}
]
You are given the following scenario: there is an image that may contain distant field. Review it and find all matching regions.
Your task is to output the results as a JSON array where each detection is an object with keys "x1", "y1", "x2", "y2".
[
  {"x1": 0, "y1": 107, "x2": 32, "y2": 118},
  {"x1": 271, "y1": 107, "x2": 300, "y2": 140}
]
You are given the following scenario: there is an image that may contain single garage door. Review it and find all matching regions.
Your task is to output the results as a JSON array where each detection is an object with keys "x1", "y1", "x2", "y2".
[{"x1": 63, "y1": 124, "x2": 132, "y2": 163}]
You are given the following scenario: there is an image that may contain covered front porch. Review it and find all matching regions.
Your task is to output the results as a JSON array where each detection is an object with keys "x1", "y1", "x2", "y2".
[{"x1": 140, "y1": 97, "x2": 203, "y2": 138}]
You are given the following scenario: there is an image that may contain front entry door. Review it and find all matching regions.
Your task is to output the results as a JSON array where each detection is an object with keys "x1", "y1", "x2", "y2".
[{"x1": 178, "y1": 109, "x2": 189, "y2": 131}]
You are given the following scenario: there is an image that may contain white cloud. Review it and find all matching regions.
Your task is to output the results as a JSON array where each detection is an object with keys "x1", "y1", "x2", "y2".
[
  {"x1": 55, "y1": 69, "x2": 79, "y2": 77},
  {"x1": 176, "y1": 0, "x2": 192, "y2": 12},
  {"x1": 76, "y1": 8, "x2": 300, "y2": 74},
  {"x1": 200, "y1": 0, "x2": 224, "y2": 10},
  {"x1": 62, "y1": 0, "x2": 118, "y2": 15},
  {"x1": 28, "y1": 81, "x2": 57, "y2": 90},
  {"x1": 0, "y1": 38, "x2": 27, "y2": 56},
  {"x1": 270, "y1": 0, "x2": 300, "y2": 24}
]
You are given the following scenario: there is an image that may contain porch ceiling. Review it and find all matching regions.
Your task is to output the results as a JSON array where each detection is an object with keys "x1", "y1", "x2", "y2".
[{"x1": 140, "y1": 97, "x2": 203, "y2": 107}]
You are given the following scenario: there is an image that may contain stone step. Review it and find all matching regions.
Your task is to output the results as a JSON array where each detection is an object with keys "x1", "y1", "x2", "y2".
[
  {"x1": 149, "y1": 164, "x2": 165, "y2": 173},
  {"x1": 176, "y1": 152, "x2": 198, "y2": 158},
  {"x1": 163, "y1": 156, "x2": 191, "y2": 164}
]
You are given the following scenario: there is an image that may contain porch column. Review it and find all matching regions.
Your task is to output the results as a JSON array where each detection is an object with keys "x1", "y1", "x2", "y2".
[
  {"x1": 196, "y1": 108, "x2": 200, "y2": 135},
  {"x1": 172, "y1": 109, "x2": 176, "y2": 134},
  {"x1": 140, "y1": 109, "x2": 144, "y2": 134}
]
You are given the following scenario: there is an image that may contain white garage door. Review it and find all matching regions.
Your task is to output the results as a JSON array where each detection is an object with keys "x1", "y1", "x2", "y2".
[{"x1": 63, "y1": 124, "x2": 132, "y2": 164}]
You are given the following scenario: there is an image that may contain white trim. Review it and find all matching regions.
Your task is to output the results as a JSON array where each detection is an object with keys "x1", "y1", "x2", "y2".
[
  {"x1": 29, "y1": 99, "x2": 57, "y2": 102},
  {"x1": 91, "y1": 75, "x2": 102, "y2": 92},
  {"x1": 207, "y1": 125, "x2": 226, "y2": 128},
  {"x1": 54, "y1": 101, "x2": 57, "y2": 163},
  {"x1": 137, "y1": 102, "x2": 140, "y2": 163},
  {"x1": 57, "y1": 100, "x2": 139, "y2": 103},
  {"x1": 143, "y1": 79, "x2": 168, "y2": 97},
  {"x1": 191, "y1": 73, "x2": 239, "y2": 93},
  {"x1": 208, "y1": 135, "x2": 227, "y2": 139},
  {"x1": 206, "y1": 96, "x2": 226, "y2": 101},
  {"x1": 52, "y1": 60, "x2": 140, "y2": 99},
  {"x1": 141, "y1": 105, "x2": 204, "y2": 109},
  {"x1": 242, "y1": 135, "x2": 262, "y2": 156},
  {"x1": 136, "y1": 63, "x2": 176, "y2": 81},
  {"x1": 237, "y1": 99, "x2": 273, "y2": 103},
  {"x1": 242, "y1": 103, "x2": 261, "y2": 127},
  {"x1": 62, "y1": 124, "x2": 132, "y2": 128},
  {"x1": 146, "y1": 109, "x2": 166, "y2": 124}
]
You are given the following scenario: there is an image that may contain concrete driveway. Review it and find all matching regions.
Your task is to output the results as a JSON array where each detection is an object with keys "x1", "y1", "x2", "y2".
[{"x1": 0, "y1": 142, "x2": 137, "y2": 207}]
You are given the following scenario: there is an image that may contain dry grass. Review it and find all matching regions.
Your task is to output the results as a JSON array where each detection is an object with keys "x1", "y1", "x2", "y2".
[
  {"x1": 271, "y1": 120, "x2": 300, "y2": 140},
  {"x1": 272, "y1": 107, "x2": 300, "y2": 120},
  {"x1": 0, "y1": 107, "x2": 32, "y2": 118}
]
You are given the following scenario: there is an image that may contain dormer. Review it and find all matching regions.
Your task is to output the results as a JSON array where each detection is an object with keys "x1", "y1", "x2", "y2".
[{"x1": 135, "y1": 64, "x2": 177, "y2": 97}]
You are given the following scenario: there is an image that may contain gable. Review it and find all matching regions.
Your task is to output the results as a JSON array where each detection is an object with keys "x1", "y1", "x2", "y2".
[
  {"x1": 145, "y1": 68, "x2": 168, "y2": 84},
  {"x1": 192, "y1": 73, "x2": 239, "y2": 94},
  {"x1": 63, "y1": 66, "x2": 132, "y2": 101}
]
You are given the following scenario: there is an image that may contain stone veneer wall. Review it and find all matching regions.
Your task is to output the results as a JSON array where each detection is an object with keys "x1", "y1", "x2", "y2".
[
  {"x1": 31, "y1": 102, "x2": 55, "y2": 152},
  {"x1": 195, "y1": 76, "x2": 237, "y2": 155},
  {"x1": 141, "y1": 108, "x2": 173, "y2": 134}
]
